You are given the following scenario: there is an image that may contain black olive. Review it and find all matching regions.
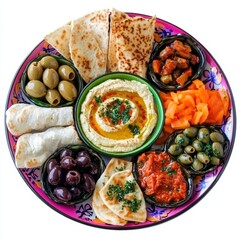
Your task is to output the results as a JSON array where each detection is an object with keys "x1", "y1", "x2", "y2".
[
  {"x1": 60, "y1": 156, "x2": 76, "y2": 170},
  {"x1": 46, "y1": 158, "x2": 58, "y2": 174},
  {"x1": 66, "y1": 170, "x2": 81, "y2": 186},
  {"x1": 53, "y1": 186, "x2": 72, "y2": 202},
  {"x1": 70, "y1": 186, "x2": 82, "y2": 198},
  {"x1": 75, "y1": 153, "x2": 91, "y2": 168},
  {"x1": 82, "y1": 173, "x2": 95, "y2": 192},
  {"x1": 48, "y1": 166, "x2": 62, "y2": 185},
  {"x1": 59, "y1": 148, "x2": 73, "y2": 160}
]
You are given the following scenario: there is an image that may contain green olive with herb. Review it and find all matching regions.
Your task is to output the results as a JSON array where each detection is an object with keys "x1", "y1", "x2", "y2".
[
  {"x1": 212, "y1": 142, "x2": 224, "y2": 158},
  {"x1": 25, "y1": 80, "x2": 47, "y2": 98},
  {"x1": 58, "y1": 65, "x2": 76, "y2": 81},
  {"x1": 42, "y1": 68, "x2": 59, "y2": 89},
  {"x1": 177, "y1": 153, "x2": 193, "y2": 165},
  {"x1": 184, "y1": 145, "x2": 195, "y2": 154},
  {"x1": 168, "y1": 144, "x2": 183, "y2": 155},
  {"x1": 45, "y1": 89, "x2": 61, "y2": 106},
  {"x1": 198, "y1": 127, "x2": 210, "y2": 143},
  {"x1": 192, "y1": 139, "x2": 204, "y2": 152},
  {"x1": 196, "y1": 152, "x2": 210, "y2": 164},
  {"x1": 27, "y1": 61, "x2": 43, "y2": 80},
  {"x1": 183, "y1": 127, "x2": 198, "y2": 138},
  {"x1": 58, "y1": 80, "x2": 77, "y2": 101},
  {"x1": 174, "y1": 133, "x2": 190, "y2": 146},
  {"x1": 211, "y1": 156, "x2": 220, "y2": 166},
  {"x1": 192, "y1": 158, "x2": 204, "y2": 171},
  {"x1": 40, "y1": 56, "x2": 59, "y2": 70},
  {"x1": 210, "y1": 132, "x2": 225, "y2": 143}
]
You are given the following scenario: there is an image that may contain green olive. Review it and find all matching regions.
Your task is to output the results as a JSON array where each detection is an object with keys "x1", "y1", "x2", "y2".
[
  {"x1": 196, "y1": 152, "x2": 210, "y2": 164},
  {"x1": 45, "y1": 89, "x2": 61, "y2": 106},
  {"x1": 58, "y1": 65, "x2": 76, "y2": 81},
  {"x1": 25, "y1": 80, "x2": 47, "y2": 98},
  {"x1": 177, "y1": 153, "x2": 193, "y2": 165},
  {"x1": 183, "y1": 127, "x2": 198, "y2": 138},
  {"x1": 168, "y1": 144, "x2": 183, "y2": 156},
  {"x1": 210, "y1": 131, "x2": 225, "y2": 143},
  {"x1": 192, "y1": 139, "x2": 204, "y2": 152},
  {"x1": 40, "y1": 56, "x2": 59, "y2": 70},
  {"x1": 192, "y1": 158, "x2": 204, "y2": 171},
  {"x1": 212, "y1": 142, "x2": 224, "y2": 158},
  {"x1": 58, "y1": 80, "x2": 77, "y2": 101},
  {"x1": 42, "y1": 68, "x2": 59, "y2": 89},
  {"x1": 184, "y1": 145, "x2": 195, "y2": 154},
  {"x1": 174, "y1": 133, "x2": 190, "y2": 146},
  {"x1": 211, "y1": 156, "x2": 220, "y2": 166},
  {"x1": 27, "y1": 61, "x2": 43, "y2": 80},
  {"x1": 198, "y1": 127, "x2": 210, "y2": 143}
]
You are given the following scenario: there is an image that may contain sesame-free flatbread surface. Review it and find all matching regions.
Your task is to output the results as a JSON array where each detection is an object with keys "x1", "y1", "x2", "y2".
[{"x1": 92, "y1": 158, "x2": 132, "y2": 225}]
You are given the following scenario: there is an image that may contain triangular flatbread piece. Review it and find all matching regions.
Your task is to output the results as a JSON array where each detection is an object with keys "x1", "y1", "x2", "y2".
[
  {"x1": 115, "y1": 16, "x2": 156, "y2": 77},
  {"x1": 92, "y1": 158, "x2": 132, "y2": 225},
  {"x1": 99, "y1": 170, "x2": 146, "y2": 223},
  {"x1": 108, "y1": 9, "x2": 129, "y2": 72},
  {"x1": 44, "y1": 22, "x2": 71, "y2": 60},
  {"x1": 69, "y1": 9, "x2": 110, "y2": 83}
]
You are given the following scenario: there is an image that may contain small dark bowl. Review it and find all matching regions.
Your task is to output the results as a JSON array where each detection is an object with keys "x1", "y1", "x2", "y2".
[
  {"x1": 165, "y1": 125, "x2": 230, "y2": 175},
  {"x1": 132, "y1": 150, "x2": 193, "y2": 208},
  {"x1": 147, "y1": 34, "x2": 206, "y2": 91},
  {"x1": 41, "y1": 144, "x2": 105, "y2": 205},
  {"x1": 21, "y1": 54, "x2": 83, "y2": 107}
]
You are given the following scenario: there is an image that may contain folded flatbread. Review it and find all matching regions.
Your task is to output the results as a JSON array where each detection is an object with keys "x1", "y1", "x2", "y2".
[
  {"x1": 6, "y1": 103, "x2": 74, "y2": 136},
  {"x1": 99, "y1": 170, "x2": 146, "y2": 223},
  {"x1": 15, "y1": 126, "x2": 81, "y2": 168},
  {"x1": 107, "y1": 9, "x2": 129, "y2": 72},
  {"x1": 69, "y1": 9, "x2": 110, "y2": 83},
  {"x1": 108, "y1": 10, "x2": 156, "y2": 77},
  {"x1": 92, "y1": 158, "x2": 132, "y2": 225},
  {"x1": 45, "y1": 22, "x2": 71, "y2": 60}
]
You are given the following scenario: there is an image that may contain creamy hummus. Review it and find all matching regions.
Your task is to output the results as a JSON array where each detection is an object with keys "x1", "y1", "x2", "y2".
[{"x1": 80, "y1": 79, "x2": 157, "y2": 152}]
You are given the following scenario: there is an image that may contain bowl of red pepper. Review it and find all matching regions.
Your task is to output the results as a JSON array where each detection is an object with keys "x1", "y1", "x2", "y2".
[
  {"x1": 147, "y1": 34, "x2": 206, "y2": 91},
  {"x1": 132, "y1": 150, "x2": 194, "y2": 208}
]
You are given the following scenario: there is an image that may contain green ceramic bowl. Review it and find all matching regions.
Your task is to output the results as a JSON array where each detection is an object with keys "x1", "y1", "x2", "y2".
[
  {"x1": 74, "y1": 72, "x2": 165, "y2": 157},
  {"x1": 21, "y1": 54, "x2": 83, "y2": 107}
]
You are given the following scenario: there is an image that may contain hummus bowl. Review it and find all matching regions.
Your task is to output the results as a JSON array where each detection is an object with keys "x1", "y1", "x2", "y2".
[{"x1": 75, "y1": 72, "x2": 165, "y2": 157}]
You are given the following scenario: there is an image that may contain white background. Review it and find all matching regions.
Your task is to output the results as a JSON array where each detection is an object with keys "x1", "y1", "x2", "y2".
[{"x1": 0, "y1": 0, "x2": 239, "y2": 239}]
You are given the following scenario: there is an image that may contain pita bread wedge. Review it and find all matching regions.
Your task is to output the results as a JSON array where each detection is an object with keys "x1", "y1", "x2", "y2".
[
  {"x1": 108, "y1": 9, "x2": 129, "y2": 72},
  {"x1": 111, "y1": 15, "x2": 156, "y2": 77},
  {"x1": 6, "y1": 103, "x2": 74, "y2": 136},
  {"x1": 92, "y1": 158, "x2": 132, "y2": 225},
  {"x1": 45, "y1": 22, "x2": 71, "y2": 60},
  {"x1": 15, "y1": 126, "x2": 81, "y2": 168},
  {"x1": 99, "y1": 170, "x2": 146, "y2": 223},
  {"x1": 70, "y1": 9, "x2": 110, "y2": 83}
]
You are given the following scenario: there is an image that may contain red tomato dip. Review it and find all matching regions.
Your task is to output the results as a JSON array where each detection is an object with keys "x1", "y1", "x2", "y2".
[{"x1": 137, "y1": 151, "x2": 188, "y2": 204}]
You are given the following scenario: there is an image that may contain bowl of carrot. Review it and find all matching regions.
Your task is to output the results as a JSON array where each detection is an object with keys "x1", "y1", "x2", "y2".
[{"x1": 147, "y1": 34, "x2": 206, "y2": 91}]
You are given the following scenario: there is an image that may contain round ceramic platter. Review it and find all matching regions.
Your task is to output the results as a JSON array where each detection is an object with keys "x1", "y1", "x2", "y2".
[{"x1": 5, "y1": 12, "x2": 236, "y2": 229}]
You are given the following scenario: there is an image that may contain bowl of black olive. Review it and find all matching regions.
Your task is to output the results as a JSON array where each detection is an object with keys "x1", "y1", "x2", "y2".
[
  {"x1": 41, "y1": 144, "x2": 105, "y2": 205},
  {"x1": 147, "y1": 34, "x2": 206, "y2": 91},
  {"x1": 21, "y1": 54, "x2": 83, "y2": 107},
  {"x1": 165, "y1": 126, "x2": 230, "y2": 175}
]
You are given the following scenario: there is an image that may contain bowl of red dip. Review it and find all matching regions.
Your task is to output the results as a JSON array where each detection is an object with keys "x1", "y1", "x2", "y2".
[{"x1": 133, "y1": 150, "x2": 193, "y2": 208}]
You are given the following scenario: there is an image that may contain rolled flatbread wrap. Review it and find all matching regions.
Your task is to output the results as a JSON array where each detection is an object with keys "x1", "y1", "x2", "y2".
[
  {"x1": 6, "y1": 103, "x2": 74, "y2": 136},
  {"x1": 15, "y1": 126, "x2": 81, "y2": 168}
]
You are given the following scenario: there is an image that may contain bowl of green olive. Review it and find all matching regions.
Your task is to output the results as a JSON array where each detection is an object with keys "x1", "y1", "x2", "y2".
[
  {"x1": 165, "y1": 125, "x2": 230, "y2": 175},
  {"x1": 21, "y1": 54, "x2": 83, "y2": 107}
]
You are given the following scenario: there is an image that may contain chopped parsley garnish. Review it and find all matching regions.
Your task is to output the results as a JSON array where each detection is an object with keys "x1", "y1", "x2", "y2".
[
  {"x1": 115, "y1": 165, "x2": 126, "y2": 172},
  {"x1": 106, "y1": 180, "x2": 141, "y2": 212},
  {"x1": 101, "y1": 98, "x2": 132, "y2": 125},
  {"x1": 165, "y1": 166, "x2": 177, "y2": 175},
  {"x1": 94, "y1": 95, "x2": 102, "y2": 104},
  {"x1": 128, "y1": 124, "x2": 140, "y2": 136}
]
